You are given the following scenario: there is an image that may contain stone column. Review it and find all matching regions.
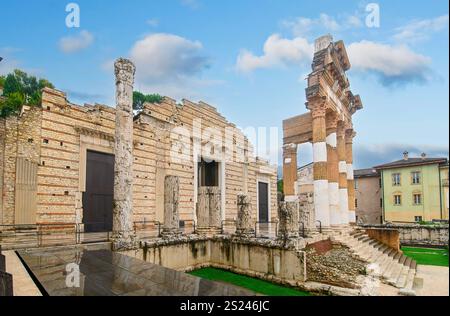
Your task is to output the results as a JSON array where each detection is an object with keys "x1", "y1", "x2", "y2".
[
  {"x1": 112, "y1": 58, "x2": 136, "y2": 251},
  {"x1": 235, "y1": 194, "x2": 254, "y2": 237},
  {"x1": 278, "y1": 200, "x2": 300, "y2": 239},
  {"x1": 196, "y1": 187, "x2": 210, "y2": 229},
  {"x1": 337, "y1": 122, "x2": 349, "y2": 225},
  {"x1": 326, "y1": 114, "x2": 340, "y2": 227},
  {"x1": 283, "y1": 143, "x2": 298, "y2": 200},
  {"x1": 311, "y1": 102, "x2": 330, "y2": 228},
  {"x1": 299, "y1": 192, "x2": 315, "y2": 232},
  {"x1": 196, "y1": 187, "x2": 221, "y2": 235},
  {"x1": 346, "y1": 130, "x2": 357, "y2": 224},
  {"x1": 209, "y1": 187, "x2": 222, "y2": 228},
  {"x1": 162, "y1": 176, "x2": 181, "y2": 237}
]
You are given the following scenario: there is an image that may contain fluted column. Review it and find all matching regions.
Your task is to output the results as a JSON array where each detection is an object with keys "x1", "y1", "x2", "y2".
[
  {"x1": 283, "y1": 143, "x2": 298, "y2": 200},
  {"x1": 346, "y1": 130, "x2": 357, "y2": 224},
  {"x1": 112, "y1": 58, "x2": 136, "y2": 250},
  {"x1": 326, "y1": 115, "x2": 340, "y2": 226},
  {"x1": 311, "y1": 102, "x2": 330, "y2": 228},
  {"x1": 337, "y1": 122, "x2": 349, "y2": 225}
]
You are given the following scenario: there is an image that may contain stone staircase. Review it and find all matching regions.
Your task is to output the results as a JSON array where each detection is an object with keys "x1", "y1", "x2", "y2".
[{"x1": 334, "y1": 230, "x2": 417, "y2": 296}]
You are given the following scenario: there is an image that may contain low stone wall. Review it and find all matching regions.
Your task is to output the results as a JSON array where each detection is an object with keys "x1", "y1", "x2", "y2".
[
  {"x1": 122, "y1": 235, "x2": 307, "y2": 287},
  {"x1": 361, "y1": 224, "x2": 449, "y2": 248},
  {"x1": 365, "y1": 229, "x2": 400, "y2": 252}
]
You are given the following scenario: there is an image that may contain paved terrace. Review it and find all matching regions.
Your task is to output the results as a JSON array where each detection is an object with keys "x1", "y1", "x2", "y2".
[{"x1": 16, "y1": 246, "x2": 256, "y2": 296}]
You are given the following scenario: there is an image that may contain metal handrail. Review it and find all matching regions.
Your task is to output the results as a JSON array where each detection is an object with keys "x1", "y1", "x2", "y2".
[
  {"x1": 75, "y1": 222, "x2": 110, "y2": 244},
  {"x1": 133, "y1": 220, "x2": 161, "y2": 237},
  {"x1": 38, "y1": 223, "x2": 77, "y2": 247},
  {"x1": 316, "y1": 220, "x2": 322, "y2": 234},
  {"x1": 299, "y1": 222, "x2": 306, "y2": 238},
  {"x1": 254, "y1": 221, "x2": 278, "y2": 238},
  {"x1": 0, "y1": 222, "x2": 114, "y2": 249},
  {"x1": 181, "y1": 220, "x2": 196, "y2": 234},
  {"x1": 221, "y1": 219, "x2": 237, "y2": 234}
]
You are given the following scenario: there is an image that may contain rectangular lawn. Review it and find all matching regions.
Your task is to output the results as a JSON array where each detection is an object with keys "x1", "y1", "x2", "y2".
[
  {"x1": 189, "y1": 267, "x2": 311, "y2": 296},
  {"x1": 401, "y1": 247, "x2": 449, "y2": 267}
]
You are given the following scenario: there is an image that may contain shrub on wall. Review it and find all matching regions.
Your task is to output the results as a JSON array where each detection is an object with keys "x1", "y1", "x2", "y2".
[
  {"x1": 0, "y1": 69, "x2": 54, "y2": 118},
  {"x1": 133, "y1": 91, "x2": 163, "y2": 112}
]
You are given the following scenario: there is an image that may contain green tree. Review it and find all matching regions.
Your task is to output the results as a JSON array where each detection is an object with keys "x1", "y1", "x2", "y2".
[
  {"x1": 133, "y1": 91, "x2": 163, "y2": 111},
  {"x1": 0, "y1": 69, "x2": 54, "y2": 118},
  {"x1": 277, "y1": 179, "x2": 284, "y2": 193},
  {"x1": 0, "y1": 92, "x2": 25, "y2": 117},
  {"x1": 0, "y1": 75, "x2": 5, "y2": 88}
]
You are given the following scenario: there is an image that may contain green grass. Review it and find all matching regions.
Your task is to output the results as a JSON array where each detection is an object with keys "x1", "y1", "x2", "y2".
[
  {"x1": 401, "y1": 247, "x2": 449, "y2": 267},
  {"x1": 189, "y1": 267, "x2": 311, "y2": 296}
]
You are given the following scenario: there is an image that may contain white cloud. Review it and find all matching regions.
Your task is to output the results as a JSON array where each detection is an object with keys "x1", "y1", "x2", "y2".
[
  {"x1": 393, "y1": 14, "x2": 449, "y2": 43},
  {"x1": 0, "y1": 47, "x2": 43, "y2": 76},
  {"x1": 319, "y1": 13, "x2": 340, "y2": 31},
  {"x1": 0, "y1": 48, "x2": 21, "y2": 75},
  {"x1": 354, "y1": 143, "x2": 449, "y2": 169},
  {"x1": 347, "y1": 41, "x2": 432, "y2": 86},
  {"x1": 281, "y1": 17, "x2": 315, "y2": 37},
  {"x1": 180, "y1": 0, "x2": 199, "y2": 9},
  {"x1": 130, "y1": 33, "x2": 209, "y2": 83},
  {"x1": 128, "y1": 33, "x2": 215, "y2": 100},
  {"x1": 282, "y1": 13, "x2": 362, "y2": 37},
  {"x1": 59, "y1": 30, "x2": 94, "y2": 54},
  {"x1": 236, "y1": 34, "x2": 313, "y2": 73},
  {"x1": 146, "y1": 18, "x2": 159, "y2": 27},
  {"x1": 346, "y1": 15, "x2": 363, "y2": 28}
]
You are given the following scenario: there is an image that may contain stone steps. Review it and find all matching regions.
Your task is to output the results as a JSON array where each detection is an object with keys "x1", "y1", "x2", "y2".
[{"x1": 334, "y1": 230, "x2": 417, "y2": 296}]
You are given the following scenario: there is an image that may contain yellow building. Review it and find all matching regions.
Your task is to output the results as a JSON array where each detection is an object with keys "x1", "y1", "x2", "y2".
[
  {"x1": 375, "y1": 152, "x2": 448, "y2": 223},
  {"x1": 441, "y1": 163, "x2": 449, "y2": 220}
]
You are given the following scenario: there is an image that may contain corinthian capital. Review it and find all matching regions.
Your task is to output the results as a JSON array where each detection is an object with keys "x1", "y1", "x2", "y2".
[
  {"x1": 309, "y1": 101, "x2": 327, "y2": 119},
  {"x1": 115, "y1": 58, "x2": 136, "y2": 86},
  {"x1": 345, "y1": 129, "x2": 357, "y2": 143}
]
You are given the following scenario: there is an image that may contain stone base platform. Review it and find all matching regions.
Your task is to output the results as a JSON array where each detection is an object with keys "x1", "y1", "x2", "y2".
[{"x1": 17, "y1": 245, "x2": 256, "y2": 296}]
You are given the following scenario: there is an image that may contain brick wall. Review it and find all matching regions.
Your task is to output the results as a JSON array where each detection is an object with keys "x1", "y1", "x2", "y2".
[{"x1": 1, "y1": 87, "x2": 278, "y2": 227}]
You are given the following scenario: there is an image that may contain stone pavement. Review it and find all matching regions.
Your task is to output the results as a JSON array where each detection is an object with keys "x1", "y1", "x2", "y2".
[
  {"x1": 4, "y1": 251, "x2": 41, "y2": 296},
  {"x1": 414, "y1": 265, "x2": 449, "y2": 296}
]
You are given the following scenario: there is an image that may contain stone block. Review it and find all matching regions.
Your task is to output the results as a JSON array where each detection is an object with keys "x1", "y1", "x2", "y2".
[{"x1": 0, "y1": 270, "x2": 13, "y2": 296}]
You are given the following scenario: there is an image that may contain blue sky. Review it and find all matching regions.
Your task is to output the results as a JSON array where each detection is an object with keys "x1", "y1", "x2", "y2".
[{"x1": 1, "y1": 0, "x2": 448, "y2": 169}]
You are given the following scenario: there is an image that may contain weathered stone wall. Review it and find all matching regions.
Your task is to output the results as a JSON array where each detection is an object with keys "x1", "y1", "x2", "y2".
[
  {"x1": 0, "y1": 87, "x2": 277, "y2": 227},
  {"x1": 123, "y1": 236, "x2": 306, "y2": 287},
  {"x1": 365, "y1": 228, "x2": 400, "y2": 252},
  {"x1": 142, "y1": 99, "x2": 278, "y2": 224},
  {"x1": 0, "y1": 106, "x2": 42, "y2": 225},
  {"x1": 355, "y1": 175, "x2": 382, "y2": 225},
  {"x1": 361, "y1": 224, "x2": 449, "y2": 247},
  {"x1": 0, "y1": 118, "x2": 5, "y2": 223},
  {"x1": 0, "y1": 116, "x2": 18, "y2": 225}
]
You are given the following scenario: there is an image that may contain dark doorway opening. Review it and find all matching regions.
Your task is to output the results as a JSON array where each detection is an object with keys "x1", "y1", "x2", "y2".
[
  {"x1": 82, "y1": 151, "x2": 114, "y2": 233},
  {"x1": 258, "y1": 182, "x2": 269, "y2": 223},
  {"x1": 198, "y1": 158, "x2": 219, "y2": 187}
]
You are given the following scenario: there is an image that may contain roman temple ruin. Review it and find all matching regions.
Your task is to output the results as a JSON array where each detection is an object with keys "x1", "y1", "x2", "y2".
[
  {"x1": 282, "y1": 35, "x2": 363, "y2": 229},
  {"x1": 1, "y1": 36, "x2": 423, "y2": 296}
]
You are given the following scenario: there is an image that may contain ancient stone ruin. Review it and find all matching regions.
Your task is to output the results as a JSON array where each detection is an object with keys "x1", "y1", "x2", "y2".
[
  {"x1": 282, "y1": 35, "x2": 363, "y2": 229},
  {"x1": 162, "y1": 175, "x2": 181, "y2": 237},
  {"x1": 1, "y1": 36, "x2": 424, "y2": 297},
  {"x1": 112, "y1": 58, "x2": 136, "y2": 251}
]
